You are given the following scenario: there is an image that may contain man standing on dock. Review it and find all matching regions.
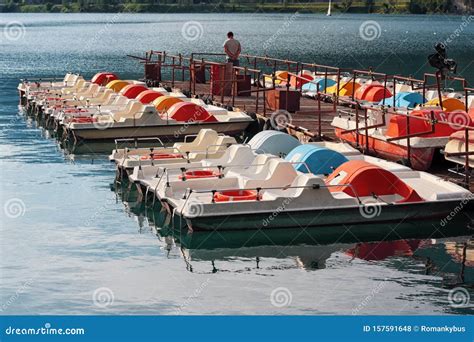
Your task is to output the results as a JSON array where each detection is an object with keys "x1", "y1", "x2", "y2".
[{"x1": 223, "y1": 32, "x2": 241, "y2": 66}]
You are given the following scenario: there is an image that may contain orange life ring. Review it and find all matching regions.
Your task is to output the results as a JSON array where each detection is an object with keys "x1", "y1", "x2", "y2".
[
  {"x1": 140, "y1": 153, "x2": 183, "y2": 161},
  {"x1": 213, "y1": 190, "x2": 260, "y2": 202},
  {"x1": 179, "y1": 170, "x2": 221, "y2": 180}
]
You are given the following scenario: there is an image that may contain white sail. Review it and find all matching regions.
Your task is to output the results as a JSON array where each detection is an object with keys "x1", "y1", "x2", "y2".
[{"x1": 327, "y1": 0, "x2": 332, "y2": 16}]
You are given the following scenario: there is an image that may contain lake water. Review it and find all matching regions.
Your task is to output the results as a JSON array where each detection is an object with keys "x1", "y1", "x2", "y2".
[{"x1": 0, "y1": 13, "x2": 473, "y2": 315}]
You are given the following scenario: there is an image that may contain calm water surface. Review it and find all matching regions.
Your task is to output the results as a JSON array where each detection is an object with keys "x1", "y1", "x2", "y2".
[{"x1": 0, "y1": 13, "x2": 473, "y2": 315}]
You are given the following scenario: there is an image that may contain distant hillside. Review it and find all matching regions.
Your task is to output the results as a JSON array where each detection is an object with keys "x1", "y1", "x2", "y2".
[{"x1": 1, "y1": 0, "x2": 472, "y2": 14}]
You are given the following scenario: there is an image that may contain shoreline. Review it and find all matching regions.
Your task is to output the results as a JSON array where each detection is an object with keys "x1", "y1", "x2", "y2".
[{"x1": 1, "y1": 2, "x2": 472, "y2": 15}]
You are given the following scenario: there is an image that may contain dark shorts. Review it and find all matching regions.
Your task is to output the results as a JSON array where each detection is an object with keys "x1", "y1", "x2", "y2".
[{"x1": 226, "y1": 58, "x2": 240, "y2": 67}]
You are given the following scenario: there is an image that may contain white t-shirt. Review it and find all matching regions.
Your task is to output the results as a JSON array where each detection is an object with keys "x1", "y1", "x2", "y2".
[{"x1": 223, "y1": 38, "x2": 241, "y2": 58}]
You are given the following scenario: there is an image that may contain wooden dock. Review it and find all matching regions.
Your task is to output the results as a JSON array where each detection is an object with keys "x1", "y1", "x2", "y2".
[
  {"x1": 165, "y1": 80, "x2": 474, "y2": 191},
  {"x1": 168, "y1": 81, "x2": 338, "y2": 139}
]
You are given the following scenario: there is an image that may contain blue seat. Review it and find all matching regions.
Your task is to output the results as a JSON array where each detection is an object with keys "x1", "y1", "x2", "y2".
[
  {"x1": 302, "y1": 78, "x2": 336, "y2": 92},
  {"x1": 285, "y1": 144, "x2": 348, "y2": 175},
  {"x1": 380, "y1": 92, "x2": 425, "y2": 109}
]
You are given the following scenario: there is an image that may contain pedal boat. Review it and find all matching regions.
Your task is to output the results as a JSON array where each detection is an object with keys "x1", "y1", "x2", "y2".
[
  {"x1": 148, "y1": 139, "x2": 414, "y2": 216},
  {"x1": 170, "y1": 159, "x2": 472, "y2": 231},
  {"x1": 126, "y1": 130, "x2": 329, "y2": 186},
  {"x1": 332, "y1": 106, "x2": 474, "y2": 170},
  {"x1": 62, "y1": 98, "x2": 253, "y2": 141},
  {"x1": 109, "y1": 129, "x2": 237, "y2": 171},
  {"x1": 46, "y1": 87, "x2": 186, "y2": 130}
]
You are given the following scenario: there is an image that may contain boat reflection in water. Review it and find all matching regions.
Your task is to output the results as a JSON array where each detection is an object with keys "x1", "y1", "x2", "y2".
[{"x1": 115, "y1": 183, "x2": 474, "y2": 288}]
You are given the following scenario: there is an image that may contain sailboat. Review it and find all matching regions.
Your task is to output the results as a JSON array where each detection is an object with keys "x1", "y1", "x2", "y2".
[{"x1": 327, "y1": 0, "x2": 332, "y2": 16}]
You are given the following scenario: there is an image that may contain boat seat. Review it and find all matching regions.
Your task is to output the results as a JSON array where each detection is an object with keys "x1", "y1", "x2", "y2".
[
  {"x1": 225, "y1": 154, "x2": 276, "y2": 178},
  {"x1": 239, "y1": 159, "x2": 299, "y2": 189},
  {"x1": 326, "y1": 160, "x2": 424, "y2": 203},
  {"x1": 425, "y1": 90, "x2": 439, "y2": 101},
  {"x1": 184, "y1": 136, "x2": 236, "y2": 160},
  {"x1": 77, "y1": 83, "x2": 100, "y2": 98},
  {"x1": 174, "y1": 129, "x2": 219, "y2": 152},
  {"x1": 112, "y1": 101, "x2": 143, "y2": 120},
  {"x1": 395, "y1": 84, "x2": 412, "y2": 93},
  {"x1": 202, "y1": 145, "x2": 257, "y2": 167},
  {"x1": 262, "y1": 173, "x2": 314, "y2": 200},
  {"x1": 82, "y1": 87, "x2": 112, "y2": 102},
  {"x1": 64, "y1": 74, "x2": 82, "y2": 86},
  {"x1": 61, "y1": 79, "x2": 89, "y2": 95}
]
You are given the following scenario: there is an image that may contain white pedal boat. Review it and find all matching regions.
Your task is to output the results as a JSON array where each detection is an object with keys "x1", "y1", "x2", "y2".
[
  {"x1": 152, "y1": 143, "x2": 412, "y2": 212},
  {"x1": 127, "y1": 130, "x2": 315, "y2": 185},
  {"x1": 110, "y1": 129, "x2": 237, "y2": 170},
  {"x1": 62, "y1": 98, "x2": 253, "y2": 141},
  {"x1": 170, "y1": 157, "x2": 472, "y2": 231},
  {"x1": 47, "y1": 87, "x2": 186, "y2": 125}
]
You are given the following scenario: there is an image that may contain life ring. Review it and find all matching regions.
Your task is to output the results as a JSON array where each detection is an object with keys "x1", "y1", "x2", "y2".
[
  {"x1": 213, "y1": 190, "x2": 260, "y2": 202},
  {"x1": 179, "y1": 170, "x2": 221, "y2": 180},
  {"x1": 140, "y1": 153, "x2": 183, "y2": 161}
]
